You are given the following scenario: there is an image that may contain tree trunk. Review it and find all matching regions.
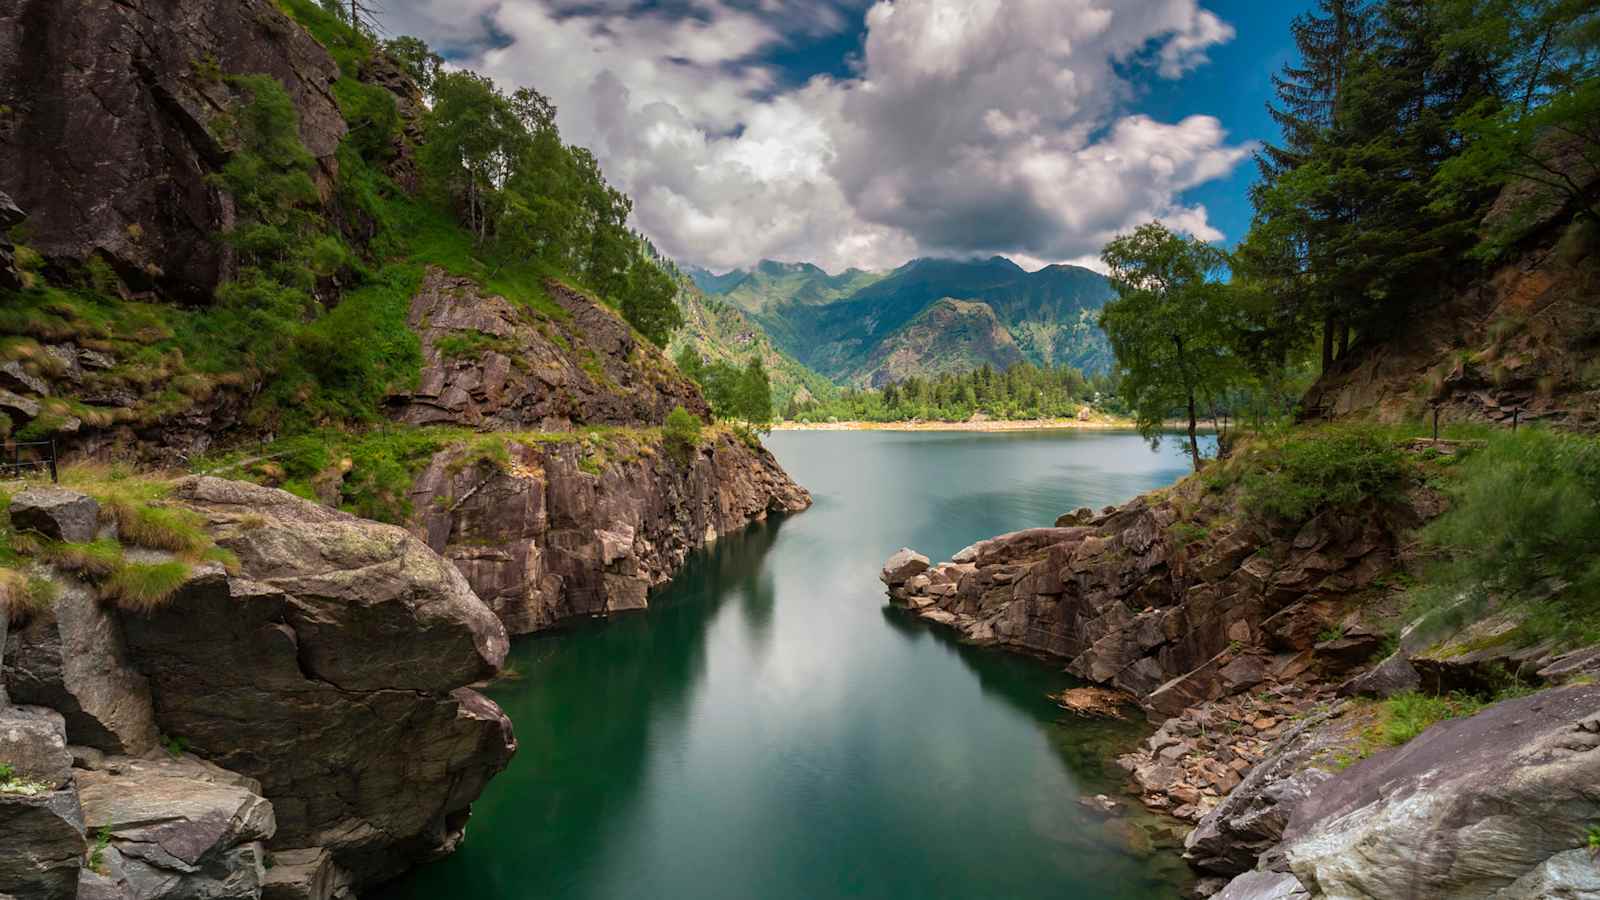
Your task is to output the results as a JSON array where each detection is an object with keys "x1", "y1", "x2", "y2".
[
  {"x1": 1187, "y1": 391, "x2": 1201, "y2": 472},
  {"x1": 1338, "y1": 322, "x2": 1351, "y2": 359},
  {"x1": 1321, "y1": 315, "x2": 1335, "y2": 372}
]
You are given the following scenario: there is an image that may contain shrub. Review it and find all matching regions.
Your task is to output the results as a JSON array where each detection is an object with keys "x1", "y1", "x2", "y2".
[
  {"x1": 663, "y1": 406, "x2": 702, "y2": 464},
  {"x1": 102, "y1": 561, "x2": 192, "y2": 614},
  {"x1": 1238, "y1": 426, "x2": 1410, "y2": 521},
  {"x1": 1413, "y1": 428, "x2": 1600, "y2": 645},
  {"x1": 1372, "y1": 692, "x2": 1484, "y2": 747}
]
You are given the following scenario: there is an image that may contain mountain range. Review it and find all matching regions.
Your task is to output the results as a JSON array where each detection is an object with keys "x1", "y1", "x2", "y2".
[{"x1": 684, "y1": 256, "x2": 1115, "y2": 388}]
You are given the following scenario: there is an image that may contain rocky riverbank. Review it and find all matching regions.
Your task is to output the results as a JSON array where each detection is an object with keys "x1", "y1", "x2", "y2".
[
  {"x1": 1, "y1": 479, "x2": 515, "y2": 898},
  {"x1": 879, "y1": 439, "x2": 1600, "y2": 898}
]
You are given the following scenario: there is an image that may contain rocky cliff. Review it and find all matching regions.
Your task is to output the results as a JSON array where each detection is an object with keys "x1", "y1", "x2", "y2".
[
  {"x1": 0, "y1": 0, "x2": 346, "y2": 302},
  {"x1": 1301, "y1": 178, "x2": 1600, "y2": 433},
  {"x1": 880, "y1": 453, "x2": 1432, "y2": 717},
  {"x1": 2, "y1": 479, "x2": 515, "y2": 897}
]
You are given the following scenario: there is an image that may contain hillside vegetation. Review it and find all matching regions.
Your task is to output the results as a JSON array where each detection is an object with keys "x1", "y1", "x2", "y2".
[{"x1": 695, "y1": 256, "x2": 1115, "y2": 387}]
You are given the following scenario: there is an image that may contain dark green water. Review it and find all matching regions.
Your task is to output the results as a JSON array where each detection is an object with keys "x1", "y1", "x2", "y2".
[{"x1": 394, "y1": 430, "x2": 1198, "y2": 899}]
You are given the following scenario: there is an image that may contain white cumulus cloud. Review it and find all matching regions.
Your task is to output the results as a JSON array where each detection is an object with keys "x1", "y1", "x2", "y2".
[{"x1": 385, "y1": 0, "x2": 1252, "y2": 273}]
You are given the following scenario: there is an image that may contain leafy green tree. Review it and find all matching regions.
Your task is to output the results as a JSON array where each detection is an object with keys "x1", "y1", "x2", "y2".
[
  {"x1": 1099, "y1": 223, "x2": 1240, "y2": 470},
  {"x1": 382, "y1": 36, "x2": 443, "y2": 98},
  {"x1": 735, "y1": 358, "x2": 773, "y2": 434}
]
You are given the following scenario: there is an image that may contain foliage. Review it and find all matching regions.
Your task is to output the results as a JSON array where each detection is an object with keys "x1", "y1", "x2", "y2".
[
  {"x1": 662, "y1": 406, "x2": 703, "y2": 464},
  {"x1": 89, "y1": 827, "x2": 112, "y2": 875},
  {"x1": 783, "y1": 360, "x2": 1116, "y2": 424},
  {"x1": 417, "y1": 69, "x2": 682, "y2": 345},
  {"x1": 675, "y1": 351, "x2": 774, "y2": 433},
  {"x1": 103, "y1": 562, "x2": 194, "y2": 614},
  {"x1": 1372, "y1": 691, "x2": 1485, "y2": 746},
  {"x1": 1100, "y1": 222, "x2": 1243, "y2": 470},
  {"x1": 1234, "y1": 425, "x2": 1411, "y2": 520},
  {"x1": 1413, "y1": 428, "x2": 1600, "y2": 645}
]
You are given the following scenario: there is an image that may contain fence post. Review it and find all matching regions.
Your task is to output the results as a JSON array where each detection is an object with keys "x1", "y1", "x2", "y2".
[
  {"x1": 49, "y1": 438, "x2": 58, "y2": 483},
  {"x1": 1512, "y1": 408, "x2": 1520, "y2": 432},
  {"x1": 1432, "y1": 405, "x2": 1440, "y2": 442}
]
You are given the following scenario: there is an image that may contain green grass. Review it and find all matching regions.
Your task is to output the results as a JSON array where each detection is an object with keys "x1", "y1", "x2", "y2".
[
  {"x1": 0, "y1": 567, "x2": 58, "y2": 622},
  {"x1": 40, "y1": 539, "x2": 124, "y2": 579},
  {"x1": 1372, "y1": 692, "x2": 1485, "y2": 747},
  {"x1": 1207, "y1": 424, "x2": 1413, "y2": 521},
  {"x1": 102, "y1": 561, "x2": 192, "y2": 614},
  {"x1": 436, "y1": 329, "x2": 519, "y2": 360}
]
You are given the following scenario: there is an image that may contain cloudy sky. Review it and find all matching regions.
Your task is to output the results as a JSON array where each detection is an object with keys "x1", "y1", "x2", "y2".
[{"x1": 381, "y1": 0, "x2": 1312, "y2": 274}]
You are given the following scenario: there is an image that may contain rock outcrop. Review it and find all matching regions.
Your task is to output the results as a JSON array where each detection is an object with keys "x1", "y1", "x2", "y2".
[
  {"x1": 1214, "y1": 684, "x2": 1600, "y2": 899},
  {"x1": 109, "y1": 477, "x2": 515, "y2": 887},
  {"x1": 76, "y1": 753, "x2": 276, "y2": 900},
  {"x1": 4, "y1": 480, "x2": 518, "y2": 893},
  {"x1": 411, "y1": 428, "x2": 811, "y2": 634},
  {"x1": 0, "y1": 705, "x2": 85, "y2": 900},
  {"x1": 394, "y1": 268, "x2": 710, "y2": 430},
  {"x1": 882, "y1": 474, "x2": 1429, "y2": 717},
  {"x1": 0, "y1": 0, "x2": 346, "y2": 301}
]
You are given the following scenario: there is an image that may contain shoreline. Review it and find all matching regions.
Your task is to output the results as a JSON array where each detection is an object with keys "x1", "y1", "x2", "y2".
[{"x1": 772, "y1": 417, "x2": 1217, "y2": 433}]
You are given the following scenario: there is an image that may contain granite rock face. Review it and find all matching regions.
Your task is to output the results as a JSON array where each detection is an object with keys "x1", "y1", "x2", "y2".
[
  {"x1": 7, "y1": 488, "x2": 99, "y2": 544},
  {"x1": 393, "y1": 268, "x2": 711, "y2": 430},
  {"x1": 1278, "y1": 684, "x2": 1600, "y2": 898},
  {"x1": 0, "y1": 0, "x2": 345, "y2": 302},
  {"x1": 411, "y1": 429, "x2": 812, "y2": 634},
  {"x1": 76, "y1": 753, "x2": 275, "y2": 900},
  {"x1": 4, "y1": 578, "x2": 161, "y2": 756},
  {"x1": 883, "y1": 476, "x2": 1429, "y2": 716},
  {"x1": 110, "y1": 477, "x2": 516, "y2": 888},
  {"x1": 0, "y1": 706, "x2": 84, "y2": 900}
]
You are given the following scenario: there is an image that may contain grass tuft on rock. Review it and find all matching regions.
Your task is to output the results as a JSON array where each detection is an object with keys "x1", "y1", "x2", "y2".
[
  {"x1": 40, "y1": 539, "x2": 125, "y2": 578},
  {"x1": 1224, "y1": 425, "x2": 1412, "y2": 521},
  {"x1": 101, "y1": 496, "x2": 210, "y2": 555},
  {"x1": 0, "y1": 566, "x2": 59, "y2": 623},
  {"x1": 102, "y1": 561, "x2": 193, "y2": 614}
]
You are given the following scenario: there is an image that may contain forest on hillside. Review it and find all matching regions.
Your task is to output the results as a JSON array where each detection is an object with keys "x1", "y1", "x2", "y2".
[{"x1": 1095, "y1": 0, "x2": 1598, "y2": 469}]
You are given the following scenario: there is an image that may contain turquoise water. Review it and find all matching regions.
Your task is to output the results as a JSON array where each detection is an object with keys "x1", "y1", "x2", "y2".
[{"x1": 393, "y1": 430, "x2": 1198, "y2": 899}]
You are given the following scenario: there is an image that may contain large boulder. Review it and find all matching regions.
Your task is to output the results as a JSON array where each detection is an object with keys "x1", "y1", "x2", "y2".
[
  {"x1": 4, "y1": 579, "x2": 160, "y2": 755},
  {"x1": 881, "y1": 549, "x2": 931, "y2": 588},
  {"x1": 0, "y1": 0, "x2": 346, "y2": 302},
  {"x1": 112, "y1": 477, "x2": 515, "y2": 888},
  {"x1": 6, "y1": 489, "x2": 98, "y2": 544},
  {"x1": 0, "y1": 706, "x2": 84, "y2": 900},
  {"x1": 1279, "y1": 684, "x2": 1600, "y2": 897},
  {"x1": 76, "y1": 753, "x2": 275, "y2": 900}
]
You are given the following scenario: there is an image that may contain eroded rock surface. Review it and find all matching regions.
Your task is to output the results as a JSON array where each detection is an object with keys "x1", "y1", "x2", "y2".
[
  {"x1": 0, "y1": 706, "x2": 84, "y2": 900},
  {"x1": 884, "y1": 478, "x2": 1428, "y2": 716},
  {"x1": 76, "y1": 753, "x2": 275, "y2": 900},
  {"x1": 411, "y1": 430, "x2": 811, "y2": 633},
  {"x1": 394, "y1": 269, "x2": 710, "y2": 430},
  {"x1": 112, "y1": 477, "x2": 516, "y2": 888},
  {"x1": 0, "y1": 0, "x2": 345, "y2": 301},
  {"x1": 4, "y1": 579, "x2": 160, "y2": 755},
  {"x1": 1278, "y1": 684, "x2": 1600, "y2": 898}
]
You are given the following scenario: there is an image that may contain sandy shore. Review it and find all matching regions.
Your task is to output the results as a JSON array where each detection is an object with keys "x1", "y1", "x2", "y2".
[{"x1": 771, "y1": 416, "x2": 1138, "y2": 433}]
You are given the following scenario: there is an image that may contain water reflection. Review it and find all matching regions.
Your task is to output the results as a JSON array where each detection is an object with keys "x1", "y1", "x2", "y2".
[{"x1": 394, "y1": 430, "x2": 1197, "y2": 899}]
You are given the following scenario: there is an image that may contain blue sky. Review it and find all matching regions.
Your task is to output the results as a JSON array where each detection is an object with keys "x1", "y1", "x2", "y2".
[{"x1": 389, "y1": 0, "x2": 1314, "y2": 272}]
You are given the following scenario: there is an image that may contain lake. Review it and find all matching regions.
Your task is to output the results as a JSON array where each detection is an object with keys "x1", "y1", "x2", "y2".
[{"x1": 393, "y1": 429, "x2": 1199, "y2": 898}]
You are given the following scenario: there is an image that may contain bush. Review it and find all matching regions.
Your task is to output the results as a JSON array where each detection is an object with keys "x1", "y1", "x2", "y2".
[
  {"x1": 1238, "y1": 426, "x2": 1410, "y2": 521},
  {"x1": 663, "y1": 406, "x2": 702, "y2": 464},
  {"x1": 1413, "y1": 429, "x2": 1600, "y2": 645}
]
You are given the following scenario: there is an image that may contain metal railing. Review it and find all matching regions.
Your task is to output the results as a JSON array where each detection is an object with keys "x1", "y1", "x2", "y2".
[{"x1": 0, "y1": 439, "x2": 58, "y2": 483}]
